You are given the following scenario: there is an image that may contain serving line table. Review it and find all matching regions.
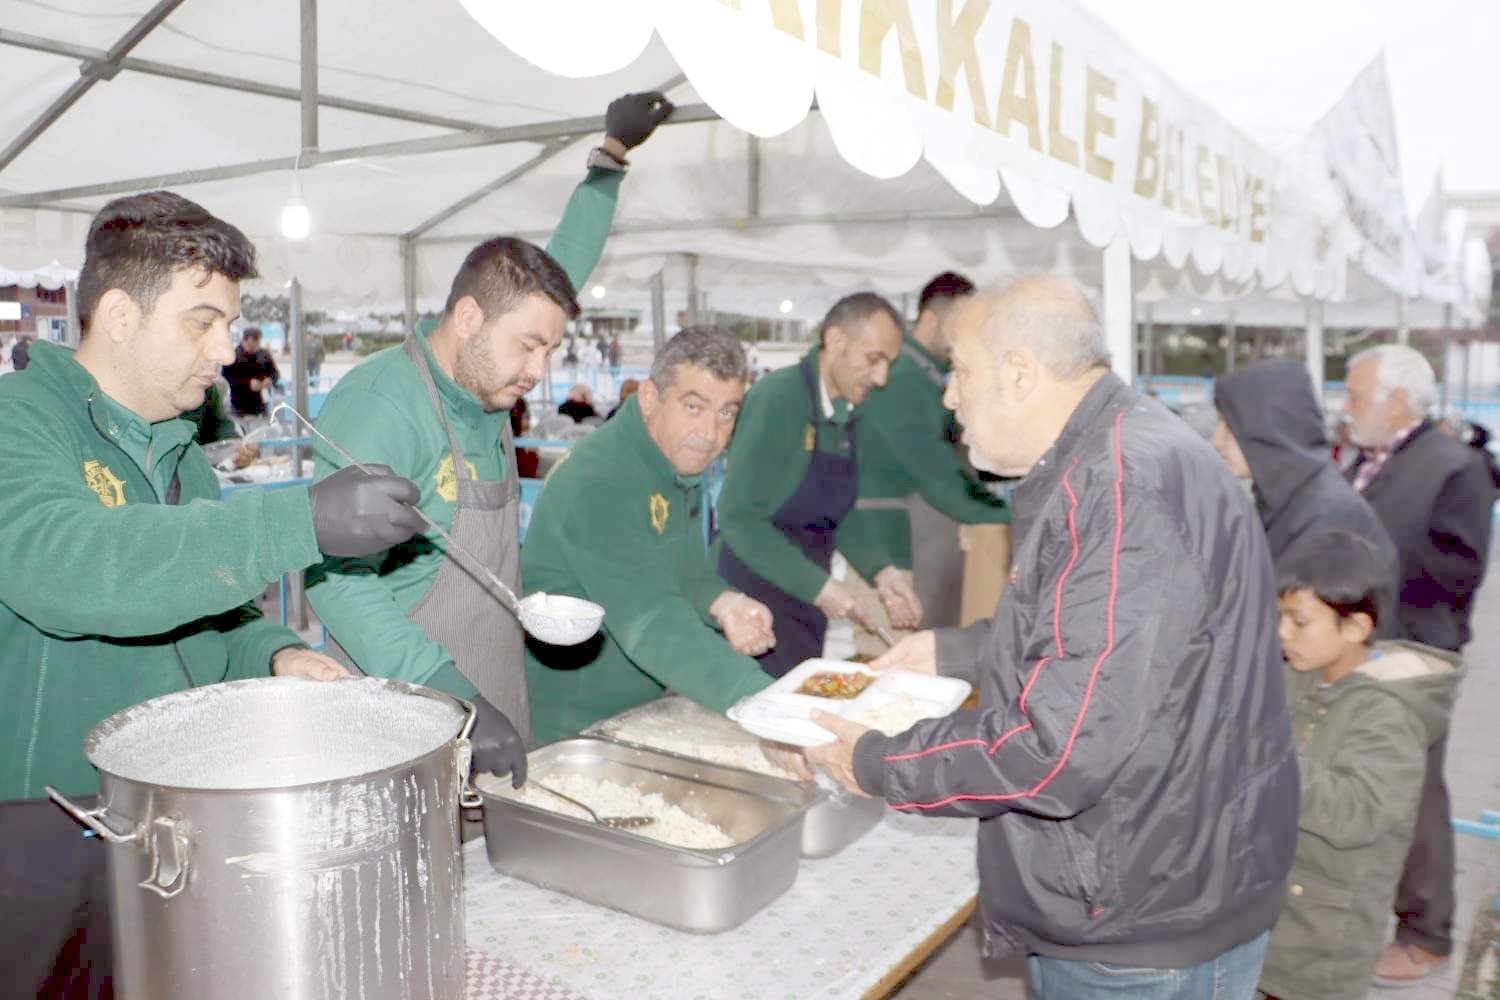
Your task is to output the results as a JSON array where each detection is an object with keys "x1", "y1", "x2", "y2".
[{"x1": 462, "y1": 812, "x2": 979, "y2": 1000}]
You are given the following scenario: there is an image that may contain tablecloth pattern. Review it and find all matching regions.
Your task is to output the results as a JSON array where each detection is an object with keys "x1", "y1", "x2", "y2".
[{"x1": 463, "y1": 811, "x2": 978, "y2": 999}]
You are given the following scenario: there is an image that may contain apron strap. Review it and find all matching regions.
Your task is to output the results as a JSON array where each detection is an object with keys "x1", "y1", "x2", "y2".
[{"x1": 402, "y1": 335, "x2": 469, "y2": 479}]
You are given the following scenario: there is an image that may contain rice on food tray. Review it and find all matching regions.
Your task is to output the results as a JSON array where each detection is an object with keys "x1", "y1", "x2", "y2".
[{"x1": 505, "y1": 774, "x2": 735, "y2": 850}]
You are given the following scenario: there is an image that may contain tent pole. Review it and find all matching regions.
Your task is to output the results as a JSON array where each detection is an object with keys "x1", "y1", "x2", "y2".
[
  {"x1": 1102, "y1": 237, "x2": 1135, "y2": 385},
  {"x1": 651, "y1": 269, "x2": 666, "y2": 354},
  {"x1": 1225, "y1": 309, "x2": 1237, "y2": 374},
  {"x1": 287, "y1": 277, "x2": 309, "y2": 630},
  {"x1": 300, "y1": 0, "x2": 318, "y2": 153},
  {"x1": 685, "y1": 254, "x2": 700, "y2": 326},
  {"x1": 0, "y1": 0, "x2": 185, "y2": 174},
  {"x1": 1142, "y1": 304, "x2": 1155, "y2": 393},
  {"x1": 401, "y1": 237, "x2": 417, "y2": 338},
  {"x1": 1396, "y1": 296, "x2": 1410, "y2": 346},
  {"x1": 747, "y1": 137, "x2": 761, "y2": 219},
  {"x1": 1305, "y1": 301, "x2": 1325, "y2": 406},
  {"x1": 63, "y1": 279, "x2": 79, "y2": 347}
]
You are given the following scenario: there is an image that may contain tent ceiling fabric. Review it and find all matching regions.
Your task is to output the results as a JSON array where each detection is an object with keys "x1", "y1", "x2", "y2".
[{"x1": 0, "y1": 0, "x2": 1487, "y2": 327}]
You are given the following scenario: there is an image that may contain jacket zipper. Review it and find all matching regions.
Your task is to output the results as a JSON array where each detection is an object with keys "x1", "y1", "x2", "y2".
[{"x1": 85, "y1": 394, "x2": 197, "y2": 688}]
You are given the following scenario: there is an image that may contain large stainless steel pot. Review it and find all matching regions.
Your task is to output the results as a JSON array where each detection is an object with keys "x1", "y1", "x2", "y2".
[{"x1": 48, "y1": 676, "x2": 476, "y2": 1000}]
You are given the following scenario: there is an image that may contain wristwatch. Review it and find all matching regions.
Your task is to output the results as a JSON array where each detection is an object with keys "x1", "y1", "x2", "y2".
[{"x1": 586, "y1": 146, "x2": 629, "y2": 172}]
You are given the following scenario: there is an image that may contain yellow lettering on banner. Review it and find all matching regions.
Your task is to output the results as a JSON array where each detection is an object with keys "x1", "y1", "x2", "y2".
[
  {"x1": 1215, "y1": 153, "x2": 1236, "y2": 231},
  {"x1": 1249, "y1": 176, "x2": 1269, "y2": 244},
  {"x1": 1046, "y1": 42, "x2": 1079, "y2": 167},
  {"x1": 720, "y1": 0, "x2": 807, "y2": 40},
  {"x1": 1083, "y1": 67, "x2": 1115, "y2": 182},
  {"x1": 994, "y1": 18, "x2": 1042, "y2": 153},
  {"x1": 1176, "y1": 131, "x2": 1198, "y2": 218},
  {"x1": 818, "y1": 0, "x2": 842, "y2": 57},
  {"x1": 859, "y1": 0, "x2": 927, "y2": 99},
  {"x1": 1194, "y1": 145, "x2": 1218, "y2": 225},
  {"x1": 1161, "y1": 122, "x2": 1178, "y2": 210},
  {"x1": 935, "y1": 0, "x2": 991, "y2": 128},
  {"x1": 1133, "y1": 97, "x2": 1161, "y2": 198}
]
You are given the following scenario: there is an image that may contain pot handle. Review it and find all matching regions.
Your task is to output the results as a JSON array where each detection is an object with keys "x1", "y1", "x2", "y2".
[
  {"x1": 456, "y1": 698, "x2": 483, "y2": 809},
  {"x1": 46, "y1": 786, "x2": 139, "y2": 845},
  {"x1": 138, "y1": 816, "x2": 190, "y2": 899}
]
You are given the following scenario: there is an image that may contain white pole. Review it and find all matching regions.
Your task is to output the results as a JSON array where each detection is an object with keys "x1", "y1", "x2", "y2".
[
  {"x1": 1305, "y1": 301, "x2": 1325, "y2": 406},
  {"x1": 1102, "y1": 237, "x2": 1135, "y2": 385},
  {"x1": 650, "y1": 269, "x2": 666, "y2": 354},
  {"x1": 63, "y1": 278, "x2": 79, "y2": 346},
  {"x1": 1396, "y1": 296, "x2": 1410, "y2": 346}
]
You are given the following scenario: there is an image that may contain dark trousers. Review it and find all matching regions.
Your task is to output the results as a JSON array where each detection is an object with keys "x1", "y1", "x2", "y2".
[
  {"x1": 0, "y1": 799, "x2": 113, "y2": 999},
  {"x1": 1393, "y1": 733, "x2": 1456, "y2": 956}
]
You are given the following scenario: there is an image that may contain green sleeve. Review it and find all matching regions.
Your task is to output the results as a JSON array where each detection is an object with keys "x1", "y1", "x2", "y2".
[
  {"x1": 545, "y1": 168, "x2": 624, "y2": 293},
  {"x1": 540, "y1": 483, "x2": 772, "y2": 713},
  {"x1": 185, "y1": 384, "x2": 238, "y2": 446},
  {"x1": 835, "y1": 512, "x2": 895, "y2": 583},
  {"x1": 864, "y1": 375, "x2": 1009, "y2": 526},
  {"x1": 304, "y1": 387, "x2": 476, "y2": 698},
  {"x1": 717, "y1": 382, "x2": 828, "y2": 605},
  {"x1": 0, "y1": 406, "x2": 321, "y2": 638},
  {"x1": 1298, "y1": 692, "x2": 1427, "y2": 850},
  {"x1": 215, "y1": 604, "x2": 304, "y2": 680}
]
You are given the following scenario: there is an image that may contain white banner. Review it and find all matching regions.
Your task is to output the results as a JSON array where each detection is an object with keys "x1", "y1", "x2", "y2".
[{"x1": 459, "y1": 0, "x2": 1348, "y2": 295}]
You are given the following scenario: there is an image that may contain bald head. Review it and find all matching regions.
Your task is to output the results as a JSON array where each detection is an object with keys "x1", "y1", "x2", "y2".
[
  {"x1": 943, "y1": 276, "x2": 1111, "y2": 477},
  {"x1": 957, "y1": 275, "x2": 1109, "y2": 380}
]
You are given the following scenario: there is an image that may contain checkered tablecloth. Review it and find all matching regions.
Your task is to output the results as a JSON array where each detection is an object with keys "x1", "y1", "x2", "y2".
[{"x1": 466, "y1": 948, "x2": 587, "y2": 1000}]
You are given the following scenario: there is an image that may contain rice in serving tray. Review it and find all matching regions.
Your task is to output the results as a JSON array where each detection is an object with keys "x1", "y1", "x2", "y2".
[
  {"x1": 501, "y1": 774, "x2": 735, "y2": 850},
  {"x1": 603, "y1": 719, "x2": 796, "y2": 780}
]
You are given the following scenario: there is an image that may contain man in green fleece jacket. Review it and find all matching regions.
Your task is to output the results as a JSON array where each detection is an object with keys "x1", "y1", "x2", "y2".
[
  {"x1": 0, "y1": 191, "x2": 427, "y2": 996},
  {"x1": 306, "y1": 93, "x2": 672, "y2": 748},
  {"x1": 718, "y1": 293, "x2": 919, "y2": 677},
  {"x1": 844, "y1": 272, "x2": 1009, "y2": 626},
  {"x1": 524, "y1": 327, "x2": 778, "y2": 743}
]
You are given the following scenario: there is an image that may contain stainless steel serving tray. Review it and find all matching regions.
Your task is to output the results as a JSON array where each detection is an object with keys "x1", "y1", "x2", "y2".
[
  {"x1": 477, "y1": 737, "x2": 808, "y2": 933},
  {"x1": 593, "y1": 732, "x2": 884, "y2": 858}
]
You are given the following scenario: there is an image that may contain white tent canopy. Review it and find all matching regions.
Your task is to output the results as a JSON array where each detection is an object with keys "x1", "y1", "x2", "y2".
[{"x1": 0, "y1": 0, "x2": 1486, "y2": 337}]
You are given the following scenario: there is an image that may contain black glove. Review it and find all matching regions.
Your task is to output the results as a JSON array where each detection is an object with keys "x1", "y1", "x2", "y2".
[
  {"x1": 308, "y1": 464, "x2": 425, "y2": 557},
  {"x1": 471, "y1": 696, "x2": 527, "y2": 788},
  {"x1": 605, "y1": 91, "x2": 674, "y2": 151}
]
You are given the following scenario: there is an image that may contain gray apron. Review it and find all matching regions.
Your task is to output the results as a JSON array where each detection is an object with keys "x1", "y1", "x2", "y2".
[{"x1": 328, "y1": 336, "x2": 532, "y2": 745}]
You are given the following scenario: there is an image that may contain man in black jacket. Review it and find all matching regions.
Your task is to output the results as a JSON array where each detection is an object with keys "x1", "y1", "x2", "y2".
[
  {"x1": 1211, "y1": 358, "x2": 1398, "y2": 625},
  {"x1": 1342, "y1": 344, "x2": 1496, "y2": 987},
  {"x1": 808, "y1": 276, "x2": 1298, "y2": 998},
  {"x1": 222, "y1": 326, "x2": 279, "y2": 417}
]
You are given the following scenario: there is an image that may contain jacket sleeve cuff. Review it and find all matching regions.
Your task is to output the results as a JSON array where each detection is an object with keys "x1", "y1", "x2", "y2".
[
  {"x1": 852, "y1": 730, "x2": 891, "y2": 798},
  {"x1": 935, "y1": 623, "x2": 986, "y2": 685}
]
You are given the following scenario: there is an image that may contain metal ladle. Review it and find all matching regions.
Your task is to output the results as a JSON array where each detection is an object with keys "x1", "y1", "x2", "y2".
[
  {"x1": 271, "y1": 402, "x2": 604, "y2": 646},
  {"x1": 531, "y1": 781, "x2": 655, "y2": 831}
]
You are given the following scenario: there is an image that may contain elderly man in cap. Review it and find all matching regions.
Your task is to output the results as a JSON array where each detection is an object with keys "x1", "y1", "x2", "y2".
[{"x1": 808, "y1": 276, "x2": 1298, "y2": 999}]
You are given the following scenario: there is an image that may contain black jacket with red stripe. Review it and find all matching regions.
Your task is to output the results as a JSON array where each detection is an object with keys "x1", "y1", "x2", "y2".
[{"x1": 852, "y1": 373, "x2": 1299, "y2": 968}]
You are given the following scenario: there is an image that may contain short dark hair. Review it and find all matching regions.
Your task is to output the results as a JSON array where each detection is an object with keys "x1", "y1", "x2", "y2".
[
  {"x1": 77, "y1": 191, "x2": 258, "y2": 334},
  {"x1": 918, "y1": 271, "x2": 975, "y2": 315},
  {"x1": 241, "y1": 326, "x2": 262, "y2": 341},
  {"x1": 1276, "y1": 531, "x2": 1389, "y2": 634},
  {"x1": 649, "y1": 326, "x2": 747, "y2": 391},
  {"x1": 818, "y1": 292, "x2": 904, "y2": 347},
  {"x1": 443, "y1": 236, "x2": 579, "y2": 321}
]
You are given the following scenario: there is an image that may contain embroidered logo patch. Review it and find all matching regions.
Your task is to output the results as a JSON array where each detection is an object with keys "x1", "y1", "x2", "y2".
[
  {"x1": 803, "y1": 424, "x2": 816, "y2": 451},
  {"x1": 433, "y1": 454, "x2": 478, "y2": 503},
  {"x1": 648, "y1": 493, "x2": 670, "y2": 534},
  {"x1": 83, "y1": 460, "x2": 126, "y2": 508}
]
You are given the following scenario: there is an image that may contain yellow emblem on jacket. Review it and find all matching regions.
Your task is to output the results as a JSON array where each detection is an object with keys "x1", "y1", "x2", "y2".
[
  {"x1": 433, "y1": 454, "x2": 478, "y2": 503},
  {"x1": 648, "y1": 493, "x2": 670, "y2": 534},
  {"x1": 82, "y1": 460, "x2": 126, "y2": 508},
  {"x1": 804, "y1": 424, "x2": 816, "y2": 451}
]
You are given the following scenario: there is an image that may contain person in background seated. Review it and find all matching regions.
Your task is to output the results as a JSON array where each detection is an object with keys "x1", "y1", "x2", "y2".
[
  {"x1": 510, "y1": 396, "x2": 539, "y2": 479},
  {"x1": 1258, "y1": 531, "x2": 1462, "y2": 1000},
  {"x1": 557, "y1": 384, "x2": 598, "y2": 422},
  {"x1": 607, "y1": 378, "x2": 639, "y2": 420}
]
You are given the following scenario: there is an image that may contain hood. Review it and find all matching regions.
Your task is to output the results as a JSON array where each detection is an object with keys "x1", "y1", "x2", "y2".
[
  {"x1": 1353, "y1": 641, "x2": 1464, "y2": 743},
  {"x1": 1214, "y1": 359, "x2": 1330, "y2": 519}
]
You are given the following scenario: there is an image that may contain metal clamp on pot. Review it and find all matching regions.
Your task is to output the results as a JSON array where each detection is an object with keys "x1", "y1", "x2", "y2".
[{"x1": 45, "y1": 791, "x2": 191, "y2": 899}]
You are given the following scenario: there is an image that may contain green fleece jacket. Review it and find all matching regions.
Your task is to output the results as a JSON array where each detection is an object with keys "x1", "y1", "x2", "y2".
[
  {"x1": 523, "y1": 397, "x2": 773, "y2": 744},
  {"x1": 844, "y1": 336, "x2": 1008, "y2": 567},
  {"x1": 0, "y1": 342, "x2": 321, "y2": 799},
  {"x1": 305, "y1": 168, "x2": 622, "y2": 700},
  {"x1": 717, "y1": 348, "x2": 894, "y2": 602},
  {"x1": 1259, "y1": 641, "x2": 1463, "y2": 1000}
]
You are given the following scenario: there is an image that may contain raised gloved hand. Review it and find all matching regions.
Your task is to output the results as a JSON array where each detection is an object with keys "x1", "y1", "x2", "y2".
[
  {"x1": 471, "y1": 696, "x2": 527, "y2": 788},
  {"x1": 874, "y1": 566, "x2": 923, "y2": 629},
  {"x1": 605, "y1": 91, "x2": 674, "y2": 150},
  {"x1": 710, "y1": 591, "x2": 776, "y2": 657},
  {"x1": 308, "y1": 464, "x2": 426, "y2": 557}
]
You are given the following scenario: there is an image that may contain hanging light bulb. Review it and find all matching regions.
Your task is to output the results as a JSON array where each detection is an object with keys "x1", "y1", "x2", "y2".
[
  {"x1": 590, "y1": 284, "x2": 606, "y2": 300},
  {"x1": 281, "y1": 161, "x2": 310, "y2": 240},
  {"x1": 778, "y1": 299, "x2": 794, "y2": 314}
]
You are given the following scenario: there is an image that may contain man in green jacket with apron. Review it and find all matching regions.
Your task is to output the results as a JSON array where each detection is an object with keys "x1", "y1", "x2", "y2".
[
  {"x1": 0, "y1": 191, "x2": 427, "y2": 998},
  {"x1": 843, "y1": 273, "x2": 1010, "y2": 627},
  {"x1": 523, "y1": 327, "x2": 777, "y2": 743},
  {"x1": 307, "y1": 93, "x2": 672, "y2": 758},
  {"x1": 717, "y1": 293, "x2": 917, "y2": 677}
]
